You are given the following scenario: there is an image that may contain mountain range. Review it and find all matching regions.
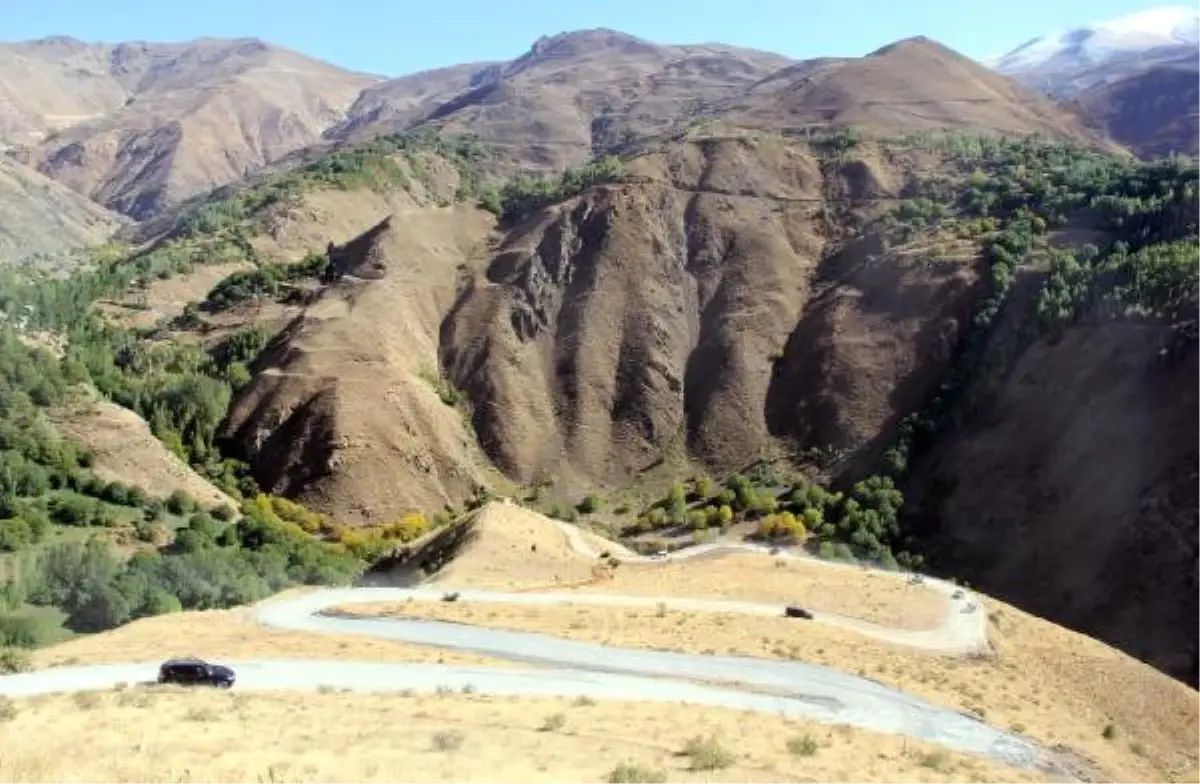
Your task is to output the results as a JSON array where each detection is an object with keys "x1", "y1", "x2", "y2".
[
  {"x1": 988, "y1": 5, "x2": 1199, "y2": 157},
  {"x1": 0, "y1": 17, "x2": 1172, "y2": 263}
]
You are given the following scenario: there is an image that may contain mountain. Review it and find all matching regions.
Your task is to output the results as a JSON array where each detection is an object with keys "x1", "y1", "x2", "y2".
[
  {"x1": 987, "y1": 5, "x2": 1199, "y2": 94},
  {"x1": 1071, "y1": 53, "x2": 1199, "y2": 157},
  {"x1": 329, "y1": 29, "x2": 796, "y2": 174},
  {"x1": 724, "y1": 37, "x2": 1113, "y2": 144},
  {"x1": 330, "y1": 30, "x2": 1115, "y2": 177},
  {"x1": 0, "y1": 36, "x2": 380, "y2": 219}
]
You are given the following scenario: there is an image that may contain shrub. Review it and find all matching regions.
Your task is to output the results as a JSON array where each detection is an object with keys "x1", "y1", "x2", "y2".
[
  {"x1": 165, "y1": 490, "x2": 197, "y2": 516},
  {"x1": 382, "y1": 512, "x2": 430, "y2": 542},
  {"x1": 577, "y1": 494, "x2": 600, "y2": 514},
  {"x1": 539, "y1": 712, "x2": 567, "y2": 732},
  {"x1": 0, "y1": 647, "x2": 32, "y2": 673},
  {"x1": 606, "y1": 763, "x2": 667, "y2": 783},
  {"x1": 431, "y1": 730, "x2": 465, "y2": 752},
  {"x1": 0, "y1": 613, "x2": 55, "y2": 648},
  {"x1": 917, "y1": 749, "x2": 951, "y2": 772},
  {"x1": 787, "y1": 733, "x2": 819, "y2": 756},
  {"x1": 756, "y1": 511, "x2": 807, "y2": 542},
  {"x1": 681, "y1": 735, "x2": 736, "y2": 770},
  {"x1": 0, "y1": 517, "x2": 33, "y2": 552}
]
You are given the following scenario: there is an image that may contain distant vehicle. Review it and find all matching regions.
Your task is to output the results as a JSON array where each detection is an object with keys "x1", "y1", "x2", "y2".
[
  {"x1": 157, "y1": 657, "x2": 235, "y2": 689},
  {"x1": 784, "y1": 606, "x2": 814, "y2": 620},
  {"x1": 442, "y1": 591, "x2": 461, "y2": 602},
  {"x1": 652, "y1": 549, "x2": 668, "y2": 559}
]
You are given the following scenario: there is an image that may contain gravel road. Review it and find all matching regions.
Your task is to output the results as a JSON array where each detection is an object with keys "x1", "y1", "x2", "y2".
[{"x1": 0, "y1": 519, "x2": 1073, "y2": 776}]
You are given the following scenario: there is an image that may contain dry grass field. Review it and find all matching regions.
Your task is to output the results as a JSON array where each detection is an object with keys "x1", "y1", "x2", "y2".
[
  {"x1": 0, "y1": 687, "x2": 1050, "y2": 784},
  {"x1": 8, "y1": 504, "x2": 1197, "y2": 783}
]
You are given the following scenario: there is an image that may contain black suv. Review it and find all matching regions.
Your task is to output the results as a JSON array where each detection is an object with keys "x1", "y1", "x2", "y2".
[{"x1": 157, "y1": 657, "x2": 236, "y2": 688}]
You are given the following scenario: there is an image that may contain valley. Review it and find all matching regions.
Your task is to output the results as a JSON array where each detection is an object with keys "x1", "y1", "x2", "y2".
[{"x1": 0, "y1": 12, "x2": 1196, "y2": 784}]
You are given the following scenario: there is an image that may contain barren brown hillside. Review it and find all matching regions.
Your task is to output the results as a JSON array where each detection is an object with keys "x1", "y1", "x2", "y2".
[
  {"x1": 333, "y1": 29, "x2": 794, "y2": 171},
  {"x1": 220, "y1": 203, "x2": 506, "y2": 521},
  {"x1": 211, "y1": 136, "x2": 997, "y2": 521},
  {"x1": 907, "y1": 321, "x2": 1200, "y2": 686},
  {"x1": 50, "y1": 395, "x2": 235, "y2": 511},
  {"x1": 1072, "y1": 60, "x2": 1200, "y2": 158},
  {"x1": 336, "y1": 31, "x2": 1120, "y2": 178},
  {"x1": 0, "y1": 157, "x2": 126, "y2": 263},
  {"x1": 727, "y1": 38, "x2": 1120, "y2": 148},
  {"x1": 444, "y1": 138, "x2": 985, "y2": 491},
  {"x1": 1, "y1": 37, "x2": 378, "y2": 218}
]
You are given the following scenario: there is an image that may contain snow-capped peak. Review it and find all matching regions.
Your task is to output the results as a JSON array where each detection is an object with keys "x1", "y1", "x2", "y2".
[{"x1": 986, "y1": 4, "x2": 1200, "y2": 74}]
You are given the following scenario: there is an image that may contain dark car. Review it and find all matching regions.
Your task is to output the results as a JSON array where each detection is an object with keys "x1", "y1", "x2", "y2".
[
  {"x1": 784, "y1": 606, "x2": 814, "y2": 620},
  {"x1": 157, "y1": 657, "x2": 236, "y2": 688}
]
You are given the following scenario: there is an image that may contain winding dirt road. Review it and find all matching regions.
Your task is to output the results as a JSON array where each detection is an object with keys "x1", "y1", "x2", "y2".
[{"x1": 0, "y1": 520, "x2": 1075, "y2": 778}]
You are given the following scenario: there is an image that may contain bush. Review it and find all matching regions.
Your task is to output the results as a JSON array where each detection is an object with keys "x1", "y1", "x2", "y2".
[
  {"x1": 577, "y1": 494, "x2": 600, "y2": 514},
  {"x1": 756, "y1": 511, "x2": 807, "y2": 542},
  {"x1": 0, "y1": 647, "x2": 31, "y2": 673},
  {"x1": 606, "y1": 763, "x2": 667, "y2": 783},
  {"x1": 0, "y1": 614, "x2": 46, "y2": 648},
  {"x1": 539, "y1": 712, "x2": 567, "y2": 732},
  {"x1": 0, "y1": 518, "x2": 33, "y2": 552},
  {"x1": 165, "y1": 490, "x2": 197, "y2": 516},
  {"x1": 431, "y1": 730, "x2": 465, "y2": 752},
  {"x1": 681, "y1": 735, "x2": 736, "y2": 771},
  {"x1": 787, "y1": 733, "x2": 819, "y2": 756}
]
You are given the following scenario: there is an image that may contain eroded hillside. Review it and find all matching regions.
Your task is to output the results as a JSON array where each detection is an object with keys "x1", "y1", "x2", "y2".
[
  {"x1": 205, "y1": 134, "x2": 994, "y2": 520},
  {"x1": 443, "y1": 137, "x2": 985, "y2": 490}
]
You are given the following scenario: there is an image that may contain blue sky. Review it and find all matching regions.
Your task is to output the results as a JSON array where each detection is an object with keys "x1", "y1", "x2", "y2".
[{"x1": 2, "y1": 0, "x2": 1174, "y2": 76}]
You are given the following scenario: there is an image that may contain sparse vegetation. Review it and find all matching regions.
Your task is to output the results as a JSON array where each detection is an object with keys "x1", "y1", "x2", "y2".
[
  {"x1": 480, "y1": 155, "x2": 623, "y2": 221},
  {"x1": 605, "y1": 762, "x2": 668, "y2": 783},
  {"x1": 787, "y1": 733, "x2": 820, "y2": 756},
  {"x1": 680, "y1": 734, "x2": 736, "y2": 770},
  {"x1": 202, "y1": 251, "x2": 329, "y2": 312},
  {"x1": 430, "y1": 730, "x2": 465, "y2": 752},
  {"x1": 917, "y1": 748, "x2": 952, "y2": 773},
  {"x1": 539, "y1": 711, "x2": 567, "y2": 732},
  {"x1": 0, "y1": 646, "x2": 32, "y2": 673}
]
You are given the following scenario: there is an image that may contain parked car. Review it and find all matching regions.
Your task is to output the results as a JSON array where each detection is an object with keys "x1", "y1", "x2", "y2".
[
  {"x1": 784, "y1": 606, "x2": 814, "y2": 620},
  {"x1": 157, "y1": 657, "x2": 236, "y2": 688}
]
